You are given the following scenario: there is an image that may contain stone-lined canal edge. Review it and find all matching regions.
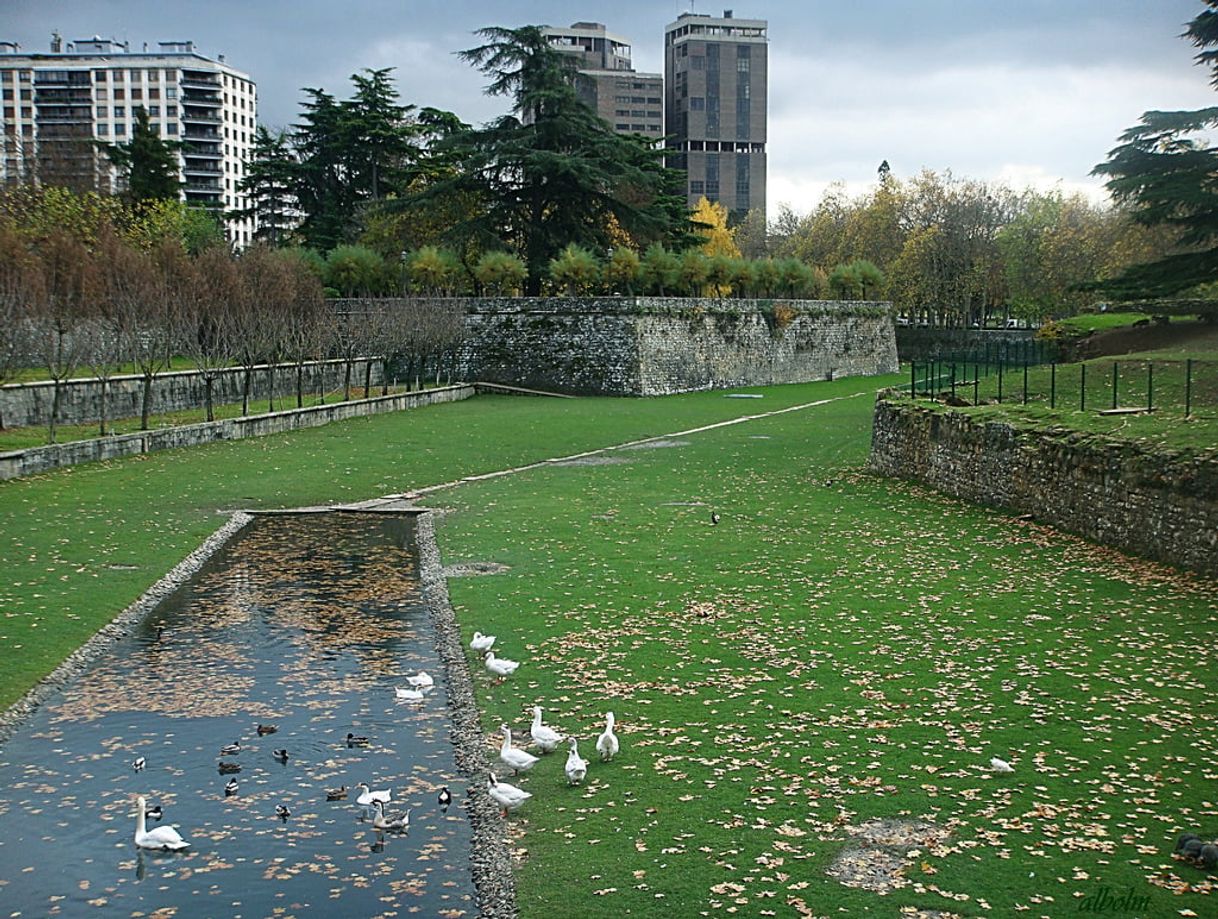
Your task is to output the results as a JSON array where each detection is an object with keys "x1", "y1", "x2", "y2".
[
  {"x1": 0, "y1": 511, "x2": 253, "y2": 746},
  {"x1": 415, "y1": 509, "x2": 519, "y2": 919}
]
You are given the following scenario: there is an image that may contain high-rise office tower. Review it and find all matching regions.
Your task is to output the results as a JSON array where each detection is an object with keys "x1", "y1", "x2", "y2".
[
  {"x1": 543, "y1": 22, "x2": 663, "y2": 139},
  {"x1": 0, "y1": 34, "x2": 257, "y2": 245},
  {"x1": 664, "y1": 10, "x2": 767, "y2": 220}
]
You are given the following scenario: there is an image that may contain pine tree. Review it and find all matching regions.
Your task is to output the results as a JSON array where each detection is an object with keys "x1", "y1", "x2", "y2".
[
  {"x1": 237, "y1": 126, "x2": 298, "y2": 245},
  {"x1": 103, "y1": 107, "x2": 181, "y2": 204}
]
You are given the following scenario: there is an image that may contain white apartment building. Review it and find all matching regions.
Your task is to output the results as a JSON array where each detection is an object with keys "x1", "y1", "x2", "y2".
[{"x1": 0, "y1": 34, "x2": 257, "y2": 245}]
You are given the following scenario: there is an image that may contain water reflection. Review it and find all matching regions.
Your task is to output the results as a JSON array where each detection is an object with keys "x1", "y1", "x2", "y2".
[{"x1": 0, "y1": 514, "x2": 474, "y2": 917}]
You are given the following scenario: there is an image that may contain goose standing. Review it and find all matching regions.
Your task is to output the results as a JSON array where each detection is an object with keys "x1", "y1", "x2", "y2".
[
  {"x1": 471, "y1": 631, "x2": 496, "y2": 653},
  {"x1": 565, "y1": 738, "x2": 588, "y2": 785},
  {"x1": 484, "y1": 650, "x2": 520, "y2": 680},
  {"x1": 134, "y1": 796, "x2": 189, "y2": 851},
  {"x1": 499, "y1": 725, "x2": 539, "y2": 774},
  {"x1": 405, "y1": 671, "x2": 434, "y2": 689},
  {"x1": 990, "y1": 757, "x2": 1014, "y2": 774},
  {"x1": 487, "y1": 774, "x2": 531, "y2": 816},
  {"x1": 596, "y1": 712, "x2": 620, "y2": 762},
  {"x1": 371, "y1": 799, "x2": 411, "y2": 833},
  {"x1": 530, "y1": 706, "x2": 564, "y2": 752}
]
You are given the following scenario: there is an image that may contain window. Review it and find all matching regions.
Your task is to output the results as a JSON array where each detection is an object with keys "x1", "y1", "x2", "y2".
[
  {"x1": 615, "y1": 122, "x2": 629, "y2": 130},
  {"x1": 691, "y1": 55, "x2": 704, "y2": 70},
  {"x1": 115, "y1": 123, "x2": 126, "y2": 135},
  {"x1": 20, "y1": 107, "x2": 30, "y2": 119},
  {"x1": 115, "y1": 105, "x2": 125, "y2": 117},
  {"x1": 95, "y1": 88, "x2": 107, "y2": 100},
  {"x1": 737, "y1": 58, "x2": 750, "y2": 72},
  {"x1": 689, "y1": 97, "x2": 704, "y2": 111},
  {"x1": 19, "y1": 72, "x2": 30, "y2": 82},
  {"x1": 2, "y1": 107, "x2": 12, "y2": 120},
  {"x1": 114, "y1": 88, "x2": 125, "y2": 100},
  {"x1": 166, "y1": 123, "x2": 177, "y2": 135},
  {"x1": 96, "y1": 105, "x2": 106, "y2": 117},
  {"x1": 93, "y1": 70, "x2": 107, "y2": 82},
  {"x1": 166, "y1": 87, "x2": 176, "y2": 99},
  {"x1": 19, "y1": 89, "x2": 30, "y2": 101},
  {"x1": 167, "y1": 105, "x2": 176, "y2": 116},
  {"x1": 96, "y1": 123, "x2": 109, "y2": 135},
  {"x1": 147, "y1": 69, "x2": 158, "y2": 81},
  {"x1": 132, "y1": 87, "x2": 143, "y2": 100},
  {"x1": 164, "y1": 69, "x2": 176, "y2": 80},
  {"x1": 647, "y1": 96, "x2": 661, "y2": 104},
  {"x1": 149, "y1": 87, "x2": 159, "y2": 100},
  {"x1": 149, "y1": 105, "x2": 160, "y2": 116},
  {"x1": 690, "y1": 180, "x2": 705, "y2": 194},
  {"x1": 129, "y1": 69, "x2": 140, "y2": 81},
  {"x1": 2, "y1": 90, "x2": 11, "y2": 101}
]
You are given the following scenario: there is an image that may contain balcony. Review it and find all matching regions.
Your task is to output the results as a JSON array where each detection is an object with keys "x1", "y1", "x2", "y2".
[
  {"x1": 181, "y1": 110, "x2": 222, "y2": 123},
  {"x1": 182, "y1": 126, "x2": 220, "y2": 140},
  {"x1": 182, "y1": 162, "x2": 222, "y2": 175},
  {"x1": 182, "y1": 143, "x2": 222, "y2": 158},
  {"x1": 183, "y1": 180, "x2": 221, "y2": 194},
  {"x1": 180, "y1": 91, "x2": 221, "y2": 108},
  {"x1": 179, "y1": 75, "x2": 221, "y2": 90}
]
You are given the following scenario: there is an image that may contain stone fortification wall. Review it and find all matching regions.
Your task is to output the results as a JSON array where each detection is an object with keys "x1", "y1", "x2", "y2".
[
  {"x1": 867, "y1": 394, "x2": 1218, "y2": 578},
  {"x1": 0, "y1": 384, "x2": 473, "y2": 481},
  {"x1": 458, "y1": 298, "x2": 897, "y2": 396},
  {"x1": 1, "y1": 358, "x2": 382, "y2": 429}
]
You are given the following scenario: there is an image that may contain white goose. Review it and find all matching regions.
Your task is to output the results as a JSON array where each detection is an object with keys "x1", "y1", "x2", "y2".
[
  {"x1": 596, "y1": 711, "x2": 620, "y2": 762},
  {"x1": 487, "y1": 773, "x2": 531, "y2": 815},
  {"x1": 530, "y1": 706, "x2": 564, "y2": 753},
  {"x1": 134, "y1": 796, "x2": 190, "y2": 851},
  {"x1": 499, "y1": 725, "x2": 539, "y2": 774},
  {"x1": 371, "y1": 799, "x2": 411, "y2": 833},
  {"x1": 395, "y1": 687, "x2": 426, "y2": 702},
  {"x1": 471, "y1": 631, "x2": 496, "y2": 653},
  {"x1": 405, "y1": 670, "x2": 434, "y2": 689},
  {"x1": 355, "y1": 782, "x2": 392, "y2": 813},
  {"x1": 990, "y1": 757, "x2": 1014, "y2": 774},
  {"x1": 484, "y1": 650, "x2": 520, "y2": 679},
  {"x1": 565, "y1": 737, "x2": 588, "y2": 785}
]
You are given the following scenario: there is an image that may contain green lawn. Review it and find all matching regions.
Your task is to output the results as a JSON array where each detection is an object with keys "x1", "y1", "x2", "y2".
[
  {"x1": 1, "y1": 372, "x2": 1215, "y2": 917},
  {"x1": 1056, "y1": 312, "x2": 1151, "y2": 333}
]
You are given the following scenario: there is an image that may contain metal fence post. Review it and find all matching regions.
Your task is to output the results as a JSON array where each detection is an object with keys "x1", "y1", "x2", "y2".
[
  {"x1": 1023, "y1": 360, "x2": 1028, "y2": 405},
  {"x1": 1080, "y1": 362, "x2": 1086, "y2": 411},
  {"x1": 911, "y1": 361, "x2": 916, "y2": 397},
  {"x1": 1185, "y1": 359, "x2": 1193, "y2": 418},
  {"x1": 1147, "y1": 362, "x2": 1153, "y2": 412},
  {"x1": 1050, "y1": 362, "x2": 1056, "y2": 409},
  {"x1": 951, "y1": 363, "x2": 957, "y2": 400},
  {"x1": 1112, "y1": 361, "x2": 1119, "y2": 410},
  {"x1": 974, "y1": 362, "x2": 980, "y2": 404},
  {"x1": 997, "y1": 360, "x2": 1004, "y2": 403}
]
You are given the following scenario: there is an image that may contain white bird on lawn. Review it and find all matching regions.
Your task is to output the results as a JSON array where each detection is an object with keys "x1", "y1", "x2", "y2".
[
  {"x1": 499, "y1": 725, "x2": 539, "y2": 774},
  {"x1": 596, "y1": 712, "x2": 620, "y2": 762},
  {"x1": 371, "y1": 799, "x2": 411, "y2": 833},
  {"x1": 395, "y1": 687, "x2": 426, "y2": 702},
  {"x1": 565, "y1": 738, "x2": 588, "y2": 785},
  {"x1": 471, "y1": 631, "x2": 496, "y2": 653},
  {"x1": 990, "y1": 757, "x2": 1014, "y2": 774},
  {"x1": 485, "y1": 650, "x2": 520, "y2": 679},
  {"x1": 405, "y1": 670, "x2": 434, "y2": 689},
  {"x1": 487, "y1": 773, "x2": 531, "y2": 815},
  {"x1": 134, "y1": 796, "x2": 190, "y2": 851},
  {"x1": 530, "y1": 706, "x2": 564, "y2": 753}
]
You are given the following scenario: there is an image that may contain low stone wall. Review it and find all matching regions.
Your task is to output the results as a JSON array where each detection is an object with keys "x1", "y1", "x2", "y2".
[
  {"x1": 896, "y1": 327, "x2": 1036, "y2": 362},
  {"x1": 867, "y1": 394, "x2": 1218, "y2": 577},
  {"x1": 1, "y1": 358, "x2": 383, "y2": 429},
  {"x1": 0, "y1": 384, "x2": 474, "y2": 481},
  {"x1": 458, "y1": 297, "x2": 898, "y2": 396}
]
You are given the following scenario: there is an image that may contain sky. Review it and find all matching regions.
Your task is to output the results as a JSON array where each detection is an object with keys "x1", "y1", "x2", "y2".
[{"x1": 4, "y1": 1, "x2": 1216, "y2": 214}]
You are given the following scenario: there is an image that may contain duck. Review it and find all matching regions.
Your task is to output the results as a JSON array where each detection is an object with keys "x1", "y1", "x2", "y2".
[
  {"x1": 217, "y1": 761, "x2": 242, "y2": 775},
  {"x1": 405, "y1": 671, "x2": 434, "y2": 689},
  {"x1": 275, "y1": 804, "x2": 291, "y2": 820},
  {"x1": 438, "y1": 786, "x2": 452, "y2": 809},
  {"x1": 346, "y1": 732, "x2": 371, "y2": 747},
  {"x1": 990, "y1": 756, "x2": 1014, "y2": 774},
  {"x1": 565, "y1": 738, "x2": 588, "y2": 785},
  {"x1": 395, "y1": 687, "x2": 426, "y2": 702},
  {"x1": 219, "y1": 741, "x2": 241, "y2": 756},
  {"x1": 272, "y1": 749, "x2": 289, "y2": 763},
  {"x1": 487, "y1": 774, "x2": 531, "y2": 815},
  {"x1": 134, "y1": 796, "x2": 189, "y2": 851},
  {"x1": 596, "y1": 712, "x2": 620, "y2": 762},
  {"x1": 530, "y1": 706, "x2": 564, "y2": 753},
  {"x1": 224, "y1": 778, "x2": 239, "y2": 796},
  {"x1": 499, "y1": 725, "x2": 539, "y2": 774},
  {"x1": 326, "y1": 785, "x2": 348, "y2": 801},
  {"x1": 484, "y1": 650, "x2": 520, "y2": 680},
  {"x1": 132, "y1": 756, "x2": 146, "y2": 772},
  {"x1": 355, "y1": 782, "x2": 392, "y2": 809},
  {"x1": 371, "y1": 799, "x2": 411, "y2": 833},
  {"x1": 256, "y1": 724, "x2": 278, "y2": 736},
  {"x1": 145, "y1": 804, "x2": 163, "y2": 821},
  {"x1": 471, "y1": 631, "x2": 496, "y2": 653},
  {"x1": 710, "y1": 510, "x2": 721, "y2": 526}
]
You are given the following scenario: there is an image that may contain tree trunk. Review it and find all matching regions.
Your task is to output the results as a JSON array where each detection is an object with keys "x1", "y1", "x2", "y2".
[
  {"x1": 267, "y1": 364, "x2": 276, "y2": 413},
  {"x1": 205, "y1": 375, "x2": 215, "y2": 423},
  {"x1": 49, "y1": 379, "x2": 61, "y2": 444},
  {"x1": 363, "y1": 359, "x2": 372, "y2": 398},
  {"x1": 98, "y1": 377, "x2": 109, "y2": 437},
  {"x1": 242, "y1": 367, "x2": 252, "y2": 416},
  {"x1": 140, "y1": 373, "x2": 153, "y2": 431},
  {"x1": 381, "y1": 358, "x2": 390, "y2": 396},
  {"x1": 343, "y1": 358, "x2": 352, "y2": 401},
  {"x1": 296, "y1": 364, "x2": 304, "y2": 408}
]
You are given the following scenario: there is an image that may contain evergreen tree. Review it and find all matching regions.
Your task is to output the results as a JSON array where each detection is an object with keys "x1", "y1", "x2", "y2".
[
  {"x1": 1091, "y1": 1, "x2": 1218, "y2": 299},
  {"x1": 237, "y1": 126, "x2": 298, "y2": 245},
  {"x1": 292, "y1": 88, "x2": 353, "y2": 251},
  {"x1": 103, "y1": 107, "x2": 180, "y2": 204}
]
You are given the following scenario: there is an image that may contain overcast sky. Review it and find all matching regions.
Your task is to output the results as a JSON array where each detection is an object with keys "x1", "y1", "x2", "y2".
[{"x1": 5, "y1": 1, "x2": 1215, "y2": 213}]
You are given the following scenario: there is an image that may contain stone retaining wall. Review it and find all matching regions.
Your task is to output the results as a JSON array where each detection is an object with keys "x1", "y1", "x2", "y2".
[
  {"x1": 1, "y1": 358, "x2": 383, "y2": 429},
  {"x1": 457, "y1": 297, "x2": 898, "y2": 395},
  {"x1": 867, "y1": 394, "x2": 1218, "y2": 577},
  {"x1": 0, "y1": 384, "x2": 474, "y2": 481},
  {"x1": 895, "y1": 327, "x2": 1036, "y2": 361}
]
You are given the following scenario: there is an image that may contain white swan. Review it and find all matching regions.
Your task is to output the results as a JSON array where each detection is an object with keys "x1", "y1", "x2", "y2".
[
  {"x1": 487, "y1": 774, "x2": 531, "y2": 814},
  {"x1": 596, "y1": 712, "x2": 620, "y2": 762},
  {"x1": 499, "y1": 725, "x2": 539, "y2": 774},
  {"x1": 355, "y1": 782, "x2": 392, "y2": 808},
  {"x1": 485, "y1": 650, "x2": 520, "y2": 679},
  {"x1": 405, "y1": 670, "x2": 434, "y2": 689},
  {"x1": 530, "y1": 706, "x2": 564, "y2": 753},
  {"x1": 134, "y1": 796, "x2": 190, "y2": 851},
  {"x1": 371, "y1": 799, "x2": 411, "y2": 832},
  {"x1": 471, "y1": 631, "x2": 496, "y2": 652},
  {"x1": 395, "y1": 687, "x2": 426, "y2": 702},
  {"x1": 565, "y1": 738, "x2": 588, "y2": 785}
]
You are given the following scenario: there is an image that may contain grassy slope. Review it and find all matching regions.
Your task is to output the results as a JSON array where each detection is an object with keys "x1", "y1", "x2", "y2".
[{"x1": 2, "y1": 371, "x2": 1215, "y2": 916}]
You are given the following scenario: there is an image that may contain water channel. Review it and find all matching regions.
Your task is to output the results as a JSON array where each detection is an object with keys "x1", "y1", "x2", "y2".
[{"x1": 0, "y1": 513, "x2": 475, "y2": 917}]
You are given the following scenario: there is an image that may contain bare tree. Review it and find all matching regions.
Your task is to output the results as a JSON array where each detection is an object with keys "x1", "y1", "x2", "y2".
[
  {"x1": 282, "y1": 259, "x2": 329, "y2": 408},
  {"x1": 180, "y1": 248, "x2": 239, "y2": 423},
  {"x1": 88, "y1": 227, "x2": 153, "y2": 436},
  {"x1": 32, "y1": 231, "x2": 99, "y2": 443},
  {"x1": 135, "y1": 241, "x2": 188, "y2": 431},
  {"x1": 233, "y1": 245, "x2": 281, "y2": 415},
  {"x1": 0, "y1": 226, "x2": 43, "y2": 429}
]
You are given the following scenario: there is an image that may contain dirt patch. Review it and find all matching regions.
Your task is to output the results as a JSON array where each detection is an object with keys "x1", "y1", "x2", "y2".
[
  {"x1": 551, "y1": 455, "x2": 629, "y2": 466},
  {"x1": 1067, "y1": 319, "x2": 1218, "y2": 361},
  {"x1": 826, "y1": 819, "x2": 951, "y2": 894},
  {"x1": 443, "y1": 561, "x2": 511, "y2": 577},
  {"x1": 620, "y1": 438, "x2": 690, "y2": 450}
]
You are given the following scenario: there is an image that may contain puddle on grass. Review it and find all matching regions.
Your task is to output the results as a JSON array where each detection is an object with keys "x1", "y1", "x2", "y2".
[{"x1": 0, "y1": 514, "x2": 474, "y2": 918}]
